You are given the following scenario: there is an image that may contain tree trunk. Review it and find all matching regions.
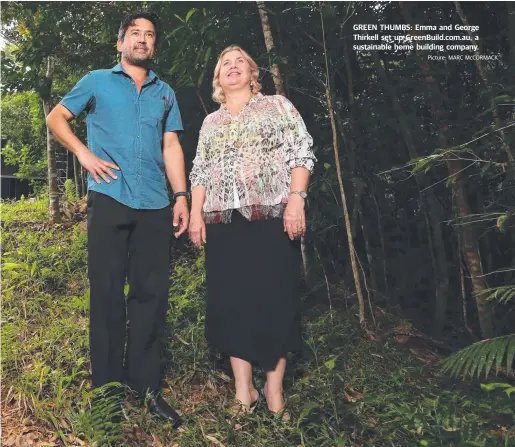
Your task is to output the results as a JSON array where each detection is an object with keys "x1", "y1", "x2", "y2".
[
  {"x1": 42, "y1": 56, "x2": 60, "y2": 223},
  {"x1": 334, "y1": 109, "x2": 382, "y2": 305},
  {"x1": 400, "y1": 1, "x2": 493, "y2": 338},
  {"x1": 340, "y1": 39, "x2": 378, "y2": 304},
  {"x1": 81, "y1": 165, "x2": 87, "y2": 198},
  {"x1": 443, "y1": 130, "x2": 494, "y2": 339},
  {"x1": 256, "y1": 1, "x2": 286, "y2": 96},
  {"x1": 325, "y1": 86, "x2": 366, "y2": 324},
  {"x1": 73, "y1": 154, "x2": 82, "y2": 198},
  {"x1": 320, "y1": 8, "x2": 365, "y2": 323},
  {"x1": 256, "y1": 0, "x2": 315, "y2": 286},
  {"x1": 457, "y1": 234, "x2": 474, "y2": 336},
  {"x1": 426, "y1": 190, "x2": 450, "y2": 334}
]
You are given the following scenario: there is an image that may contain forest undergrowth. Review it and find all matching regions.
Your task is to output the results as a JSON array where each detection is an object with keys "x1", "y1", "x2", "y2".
[{"x1": 2, "y1": 197, "x2": 514, "y2": 447}]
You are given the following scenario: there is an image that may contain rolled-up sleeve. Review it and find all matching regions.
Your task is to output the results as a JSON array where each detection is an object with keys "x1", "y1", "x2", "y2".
[
  {"x1": 277, "y1": 96, "x2": 317, "y2": 173},
  {"x1": 189, "y1": 122, "x2": 209, "y2": 188},
  {"x1": 59, "y1": 73, "x2": 95, "y2": 117}
]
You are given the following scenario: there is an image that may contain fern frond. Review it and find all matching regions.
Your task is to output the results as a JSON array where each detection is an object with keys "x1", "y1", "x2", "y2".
[
  {"x1": 507, "y1": 337, "x2": 515, "y2": 373},
  {"x1": 476, "y1": 285, "x2": 515, "y2": 305},
  {"x1": 80, "y1": 383, "x2": 125, "y2": 446},
  {"x1": 442, "y1": 335, "x2": 515, "y2": 378},
  {"x1": 462, "y1": 341, "x2": 486, "y2": 377}
]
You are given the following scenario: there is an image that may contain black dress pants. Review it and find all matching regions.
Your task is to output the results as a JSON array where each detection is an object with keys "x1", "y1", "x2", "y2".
[{"x1": 87, "y1": 191, "x2": 172, "y2": 393}]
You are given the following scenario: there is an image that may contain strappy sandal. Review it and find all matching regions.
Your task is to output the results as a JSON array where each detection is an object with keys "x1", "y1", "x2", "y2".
[
  {"x1": 229, "y1": 390, "x2": 260, "y2": 430},
  {"x1": 230, "y1": 397, "x2": 258, "y2": 416}
]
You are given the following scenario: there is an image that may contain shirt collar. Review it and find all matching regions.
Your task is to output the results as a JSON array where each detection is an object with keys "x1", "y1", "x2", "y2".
[
  {"x1": 111, "y1": 63, "x2": 158, "y2": 85},
  {"x1": 220, "y1": 92, "x2": 263, "y2": 114}
]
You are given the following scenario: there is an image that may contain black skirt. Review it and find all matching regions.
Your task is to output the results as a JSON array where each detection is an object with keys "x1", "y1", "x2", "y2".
[{"x1": 204, "y1": 210, "x2": 302, "y2": 371}]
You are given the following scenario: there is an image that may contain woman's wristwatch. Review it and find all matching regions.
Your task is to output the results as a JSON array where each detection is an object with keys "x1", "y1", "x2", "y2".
[
  {"x1": 290, "y1": 191, "x2": 307, "y2": 199},
  {"x1": 173, "y1": 191, "x2": 191, "y2": 201}
]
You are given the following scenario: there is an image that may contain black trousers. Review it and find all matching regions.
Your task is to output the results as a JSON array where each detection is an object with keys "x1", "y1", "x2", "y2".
[{"x1": 87, "y1": 191, "x2": 172, "y2": 393}]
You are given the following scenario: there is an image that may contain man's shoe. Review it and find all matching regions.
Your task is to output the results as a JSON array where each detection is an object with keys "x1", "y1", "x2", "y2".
[{"x1": 145, "y1": 391, "x2": 182, "y2": 428}]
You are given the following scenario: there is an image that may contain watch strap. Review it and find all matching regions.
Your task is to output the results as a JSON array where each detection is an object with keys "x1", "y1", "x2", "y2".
[{"x1": 173, "y1": 191, "x2": 190, "y2": 201}]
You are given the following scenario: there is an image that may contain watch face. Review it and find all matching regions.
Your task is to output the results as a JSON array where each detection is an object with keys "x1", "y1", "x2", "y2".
[{"x1": 300, "y1": 192, "x2": 307, "y2": 198}]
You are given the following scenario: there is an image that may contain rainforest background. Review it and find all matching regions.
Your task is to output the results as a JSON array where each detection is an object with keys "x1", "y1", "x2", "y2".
[{"x1": 1, "y1": 1, "x2": 514, "y2": 446}]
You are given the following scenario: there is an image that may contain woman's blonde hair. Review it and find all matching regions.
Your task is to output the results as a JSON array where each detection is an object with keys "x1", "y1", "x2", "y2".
[{"x1": 212, "y1": 45, "x2": 262, "y2": 104}]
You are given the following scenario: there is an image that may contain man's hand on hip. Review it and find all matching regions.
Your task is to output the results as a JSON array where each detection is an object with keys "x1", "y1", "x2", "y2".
[{"x1": 76, "y1": 148, "x2": 120, "y2": 184}]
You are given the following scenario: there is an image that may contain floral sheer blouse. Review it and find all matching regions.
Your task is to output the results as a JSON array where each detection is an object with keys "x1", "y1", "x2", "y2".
[{"x1": 189, "y1": 93, "x2": 316, "y2": 224}]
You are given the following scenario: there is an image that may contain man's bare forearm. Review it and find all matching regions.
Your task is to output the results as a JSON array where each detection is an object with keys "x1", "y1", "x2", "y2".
[{"x1": 162, "y1": 134, "x2": 187, "y2": 194}]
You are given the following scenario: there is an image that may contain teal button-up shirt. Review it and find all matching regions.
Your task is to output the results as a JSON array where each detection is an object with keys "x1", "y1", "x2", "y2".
[{"x1": 60, "y1": 64, "x2": 183, "y2": 209}]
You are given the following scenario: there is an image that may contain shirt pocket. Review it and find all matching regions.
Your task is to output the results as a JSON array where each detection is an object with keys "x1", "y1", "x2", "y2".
[{"x1": 142, "y1": 99, "x2": 165, "y2": 128}]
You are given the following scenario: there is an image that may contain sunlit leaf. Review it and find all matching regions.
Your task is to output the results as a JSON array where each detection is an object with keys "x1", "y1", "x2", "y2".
[{"x1": 185, "y1": 8, "x2": 197, "y2": 23}]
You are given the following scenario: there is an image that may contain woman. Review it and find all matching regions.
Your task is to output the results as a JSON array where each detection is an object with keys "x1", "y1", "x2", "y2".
[{"x1": 189, "y1": 45, "x2": 316, "y2": 419}]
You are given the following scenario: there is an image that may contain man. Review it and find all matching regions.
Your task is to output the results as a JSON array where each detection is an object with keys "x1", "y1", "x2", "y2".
[{"x1": 46, "y1": 11, "x2": 188, "y2": 426}]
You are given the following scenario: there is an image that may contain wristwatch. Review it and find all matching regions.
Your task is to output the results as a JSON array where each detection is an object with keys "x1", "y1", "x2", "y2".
[
  {"x1": 173, "y1": 191, "x2": 190, "y2": 201},
  {"x1": 290, "y1": 191, "x2": 307, "y2": 199}
]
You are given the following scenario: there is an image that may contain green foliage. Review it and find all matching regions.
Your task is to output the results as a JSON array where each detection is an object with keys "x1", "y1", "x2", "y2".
[
  {"x1": 163, "y1": 253, "x2": 208, "y2": 377},
  {"x1": 2, "y1": 2, "x2": 514, "y2": 328},
  {"x1": 0, "y1": 193, "x2": 48, "y2": 226},
  {"x1": 3, "y1": 0, "x2": 515, "y2": 443},
  {"x1": 168, "y1": 254, "x2": 206, "y2": 325},
  {"x1": 1, "y1": 2, "x2": 120, "y2": 95},
  {"x1": 479, "y1": 285, "x2": 515, "y2": 306},
  {"x1": 481, "y1": 382, "x2": 515, "y2": 397},
  {"x1": 411, "y1": 153, "x2": 444, "y2": 175},
  {"x1": 72, "y1": 384, "x2": 125, "y2": 446},
  {"x1": 441, "y1": 286, "x2": 515, "y2": 382},
  {"x1": 442, "y1": 335, "x2": 515, "y2": 378},
  {"x1": 163, "y1": 6, "x2": 218, "y2": 92},
  {"x1": 3, "y1": 197, "x2": 513, "y2": 445},
  {"x1": 64, "y1": 178, "x2": 78, "y2": 202},
  {"x1": 497, "y1": 211, "x2": 515, "y2": 233},
  {"x1": 1, "y1": 91, "x2": 47, "y2": 180}
]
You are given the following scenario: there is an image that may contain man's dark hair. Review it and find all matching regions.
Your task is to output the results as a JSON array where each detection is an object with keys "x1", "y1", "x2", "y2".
[{"x1": 118, "y1": 11, "x2": 160, "y2": 45}]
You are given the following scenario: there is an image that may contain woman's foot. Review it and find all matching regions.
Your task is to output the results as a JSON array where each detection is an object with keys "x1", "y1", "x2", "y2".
[
  {"x1": 232, "y1": 387, "x2": 259, "y2": 415},
  {"x1": 264, "y1": 382, "x2": 290, "y2": 421},
  {"x1": 231, "y1": 386, "x2": 259, "y2": 430}
]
